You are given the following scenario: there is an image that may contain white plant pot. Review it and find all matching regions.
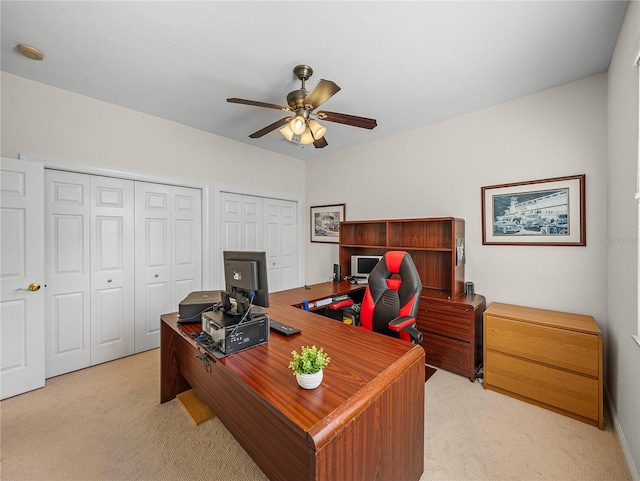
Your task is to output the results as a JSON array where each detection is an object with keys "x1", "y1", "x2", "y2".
[{"x1": 296, "y1": 370, "x2": 323, "y2": 389}]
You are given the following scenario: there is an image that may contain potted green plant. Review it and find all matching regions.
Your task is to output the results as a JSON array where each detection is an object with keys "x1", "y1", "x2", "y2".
[{"x1": 289, "y1": 345, "x2": 331, "y2": 389}]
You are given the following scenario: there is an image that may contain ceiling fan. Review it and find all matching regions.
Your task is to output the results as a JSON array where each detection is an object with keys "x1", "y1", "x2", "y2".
[{"x1": 227, "y1": 65, "x2": 377, "y2": 149}]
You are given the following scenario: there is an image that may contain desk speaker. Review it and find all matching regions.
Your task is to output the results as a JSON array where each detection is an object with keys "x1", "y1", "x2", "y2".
[{"x1": 333, "y1": 264, "x2": 341, "y2": 283}]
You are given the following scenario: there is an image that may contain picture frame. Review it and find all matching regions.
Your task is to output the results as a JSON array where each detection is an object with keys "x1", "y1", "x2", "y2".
[
  {"x1": 481, "y1": 174, "x2": 585, "y2": 246},
  {"x1": 310, "y1": 204, "x2": 345, "y2": 243}
]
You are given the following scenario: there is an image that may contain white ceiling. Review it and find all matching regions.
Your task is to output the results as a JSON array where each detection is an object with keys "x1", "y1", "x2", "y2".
[{"x1": 0, "y1": 1, "x2": 629, "y2": 161}]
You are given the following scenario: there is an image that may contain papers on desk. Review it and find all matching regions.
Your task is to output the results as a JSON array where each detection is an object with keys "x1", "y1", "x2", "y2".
[{"x1": 314, "y1": 298, "x2": 333, "y2": 307}]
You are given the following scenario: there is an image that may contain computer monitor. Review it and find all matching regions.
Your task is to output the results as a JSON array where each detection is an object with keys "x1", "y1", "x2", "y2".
[
  {"x1": 351, "y1": 255, "x2": 383, "y2": 278},
  {"x1": 222, "y1": 250, "x2": 270, "y2": 317}
]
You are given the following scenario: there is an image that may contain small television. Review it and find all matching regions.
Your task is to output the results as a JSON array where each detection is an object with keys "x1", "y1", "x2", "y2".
[
  {"x1": 223, "y1": 250, "x2": 270, "y2": 317},
  {"x1": 351, "y1": 255, "x2": 383, "y2": 278}
]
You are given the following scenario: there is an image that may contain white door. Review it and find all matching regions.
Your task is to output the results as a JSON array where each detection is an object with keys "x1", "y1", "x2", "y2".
[
  {"x1": 135, "y1": 182, "x2": 172, "y2": 353},
  {"x1": 171, "y1": 186, "x2": 202, "y2": 305},
  {"x1": 220, "y1": 192, "x2": 243, "y2": 255},
  {"x1": 0, "y1": 157, "x2": 45, "y2": 399},
  {"x1": 134, "y1": 183, "x2": 201, "y2": 352},
  {"x1": 91, "y1": 176, "x2": 135, "y2": 365},
  {"x1": 44, "y1": 170, "x2": 91, "y2": 377},
  {"x1": 241, "y1": 195, "x2": 263, "y2": 250},
  {"x1": 263, "y1": 198, "x2": 297, "y2": 292},
  {"x1": 219, "y1": 192, "x2": 298, "y2": 292},
  {"x1": 219, "y1": 192, "x2": 263, "y2": 287}
]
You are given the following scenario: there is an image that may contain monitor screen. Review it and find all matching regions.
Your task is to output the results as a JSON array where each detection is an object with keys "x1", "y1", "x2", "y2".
[
  {"x1": 223, "y1": 251, "x2": 270, "y2": 313},
  {"x1": 351, "y1": 255, "x2": 382, "y2": 278}
]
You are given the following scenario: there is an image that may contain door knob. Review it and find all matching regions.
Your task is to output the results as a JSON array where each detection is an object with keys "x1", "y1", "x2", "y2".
[{"x1": 27, "y1": 283, "x2": 41, "y2": 291}]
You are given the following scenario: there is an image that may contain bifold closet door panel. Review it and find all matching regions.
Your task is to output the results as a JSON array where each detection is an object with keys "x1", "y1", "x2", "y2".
[
  {"x1": 263, "y1": 198, "x2": 297, "y2": 292},
  {"x1": 134, "y1": 183, "x2": 201, "y2": 353},
  {"x1": 135, "y1": 182, "x2": 172, "y2": 353},
  {"x1": 171, "y1": 185, "x2": 202, "y2": 308},
  {"x1": 219, "y1": 192, "x2": 264, "y2": 287},
  {"x1": 44, "y1": 170, "x2": 91, "y2": 378},
  {"x1": 90, "y1": 176, "x2": 135, "y2": 365}
]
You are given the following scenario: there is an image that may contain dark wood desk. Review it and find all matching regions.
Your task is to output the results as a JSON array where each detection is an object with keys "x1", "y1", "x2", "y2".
[{"x1": 161, "y1": 281, "x2": 425, "y2": 481}]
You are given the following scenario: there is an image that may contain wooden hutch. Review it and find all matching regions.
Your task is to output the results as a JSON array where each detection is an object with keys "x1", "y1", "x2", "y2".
[{"x1": 339, "y1": 217, "x2": 485, "y2": 381}]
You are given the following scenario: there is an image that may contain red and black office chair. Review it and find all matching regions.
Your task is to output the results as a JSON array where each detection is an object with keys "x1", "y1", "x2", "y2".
[{"x1": 359, "y1": 251, "x2": 423, "y2": 343}]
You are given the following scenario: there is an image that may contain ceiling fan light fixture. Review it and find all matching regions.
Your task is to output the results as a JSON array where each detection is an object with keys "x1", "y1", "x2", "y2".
[
  {"x1": 308, "y1": 119, "x2": 326, "y2": 140},
  {"x1": 279, "y1": 123, "x2": 295, "y2": 141},
  {"x1": 299, "y1": 128, "x2": 315, "y2": 145},
  {"x1": 289, "y1": 115, "x2": 307, "y2": 135},
  {"x1": 280, "y1": 124, "x2": 314, "y2": 145}
]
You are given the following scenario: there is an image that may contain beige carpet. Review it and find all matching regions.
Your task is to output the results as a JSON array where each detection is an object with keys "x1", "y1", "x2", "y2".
[{"x1": 0, "y1": 349, "x2": 632, "y2": 481}]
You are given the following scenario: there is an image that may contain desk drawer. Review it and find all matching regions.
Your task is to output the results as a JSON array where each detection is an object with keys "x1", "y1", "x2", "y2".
[
  {"x1": 485, "y1": 350, "x2": 599, "y2": 421},
  {"x1": 485, "y1": 315, "x2": 599, "y2": 377},
  {"x1": 420, "y1": 332, "x2": 471, "y2": 378},
  {"x1": 417, "y1": 303, "x2": 473, "y2": 341}
]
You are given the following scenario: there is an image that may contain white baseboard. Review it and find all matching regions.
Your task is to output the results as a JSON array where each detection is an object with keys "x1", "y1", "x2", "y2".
[{"x1": 606, "y1": 386, "x2": 640, "y2": 481}]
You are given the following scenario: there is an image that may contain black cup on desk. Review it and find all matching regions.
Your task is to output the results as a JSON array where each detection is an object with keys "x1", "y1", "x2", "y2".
[{"x1": 465, "y1": 282, "x2": 475, "y2": 296}]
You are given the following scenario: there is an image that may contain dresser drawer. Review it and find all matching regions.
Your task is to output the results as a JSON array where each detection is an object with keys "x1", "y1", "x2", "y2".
[
  {"x1": 485, "y1": 315, "x2": 600, "y2": 377},
  {"x1": 485, "y1": 350, "x2": 600, "y2": 422},
  {"x1": 417, "y1": 303, "x2": 473, "y2": 341}
]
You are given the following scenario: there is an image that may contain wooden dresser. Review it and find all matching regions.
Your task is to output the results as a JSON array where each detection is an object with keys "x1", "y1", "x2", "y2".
[{"x1": 483, "y1": 303, "x2": 603, "y2": 429}]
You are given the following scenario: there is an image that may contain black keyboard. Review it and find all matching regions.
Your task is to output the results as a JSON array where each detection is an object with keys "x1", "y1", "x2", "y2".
[{"x1": 269, "y1": 319, "x2": 301, "y2": 336}]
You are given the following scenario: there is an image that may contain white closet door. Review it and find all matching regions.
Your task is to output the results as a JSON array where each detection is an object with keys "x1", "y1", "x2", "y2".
[
  {"x1": 44, "y1": 170, "x2": 91, "y2": 378},
  {"x1": 0, "y1": 158, "x2": 45, "y2": 400},
  {"x1": 263, "y1": 198, "x2": 298, "y2": 292},
  {"x1": 134, "y1": 182, "x2": 172, "y2": 353},
  {"x1": 134, "y1": 183, "x2": 201, "y2": 353},
  {"x1": 219, "y1": 192, "x2": 298, "y2": 293},
  {"x1": 171, "y1": 186, "x2": 202, "y2": 306},
  {"x1": 219, "y1": 192, "x2": 263, "y2": 287},
  {"x1": 241, "y1": 195, "x2": 263, "y2": 250},
  {"x1": 220, "y1": 192, "x2": 243, "y2": 253},
  {"x1": 90, "y1": 176, "x2": 135, "y2": 365}
]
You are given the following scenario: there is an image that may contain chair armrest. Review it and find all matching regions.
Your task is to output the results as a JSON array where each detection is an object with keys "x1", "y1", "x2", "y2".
[
  {"x1": 388, "y1": 315, "x2": 416, "y2": 331},
  {"x1": 388, "y1": 316, "x2": 424, "y2": 344},
  {"x1": 328, "y1": 299, "x2": 354, "y2": 310}
]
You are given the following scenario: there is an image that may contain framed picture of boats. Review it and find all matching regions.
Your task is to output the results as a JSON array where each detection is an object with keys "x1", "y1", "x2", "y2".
[{"x1": 482, "y1": 174, "x2": 585, "y2": 246}]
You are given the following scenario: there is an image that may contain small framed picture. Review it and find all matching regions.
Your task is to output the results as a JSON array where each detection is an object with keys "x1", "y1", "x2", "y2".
[
  {"x1": 310, "y1": 204, "x2": 345, "y2": 243},
  {"x1": 481, "y1": 174, "x2": 585, "y2": 246}
]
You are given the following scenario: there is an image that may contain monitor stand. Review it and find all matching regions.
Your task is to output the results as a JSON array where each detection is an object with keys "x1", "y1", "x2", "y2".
[{"x1": 221, "y1": 290, "x2": 251, "y2": 318}]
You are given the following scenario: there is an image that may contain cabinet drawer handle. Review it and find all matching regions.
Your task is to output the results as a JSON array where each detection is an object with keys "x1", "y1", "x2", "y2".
[{"x1": 107, "y1": 278, "x2": 113, "y2": 283}]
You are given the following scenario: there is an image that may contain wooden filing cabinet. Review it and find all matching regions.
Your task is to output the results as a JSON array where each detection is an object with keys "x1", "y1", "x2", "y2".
[
  {"x1": 483, "y1": 303, "x2": 603, "y2": 429},
  {"x1": 417, "y1": 292, "x2": 486, "y2": 382}
]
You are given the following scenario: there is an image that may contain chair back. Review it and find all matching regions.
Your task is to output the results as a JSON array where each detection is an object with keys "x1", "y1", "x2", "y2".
[{"x1": 359, "y1": 251, "x2": 422, "y2": 341}]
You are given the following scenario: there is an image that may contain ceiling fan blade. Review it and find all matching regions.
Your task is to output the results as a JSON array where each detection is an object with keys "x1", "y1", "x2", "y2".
[
  {"x1": 313, "y1": 137, "x2": 328, "y2": 149},
  {"x1": 249, "y1": 117, "x2": 291, "y2": 138},
  {"x1": 303, "y1": 80, "x2": 340, "y2": 110},
  {"x1": 227, "y1": 98, "x2": 290, "y2": 111},
  {"x1": 316, "y1": 110, "x2": 377, "y2": 130}
]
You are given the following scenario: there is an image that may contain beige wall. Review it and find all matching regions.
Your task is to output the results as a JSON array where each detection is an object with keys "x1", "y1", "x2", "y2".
[
  {"x1": 607, "y1": 1, "x2": 640, "y2": 478},
  {"x1": 1, "y1": 71, "x2": 307, "y2": 287},
  {"x1": 1, "y1": 71, "x2": 305, "y2": 195},
  {"x1": 306, "y1": 74, "x2": 608, "y2": 321}
]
